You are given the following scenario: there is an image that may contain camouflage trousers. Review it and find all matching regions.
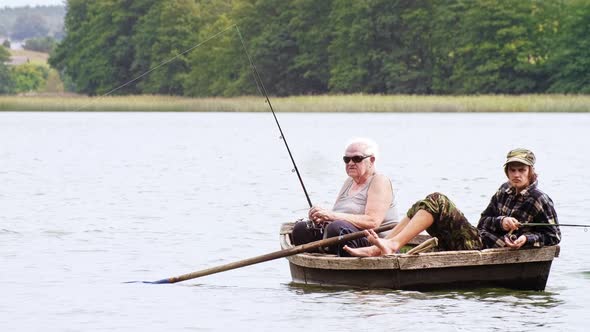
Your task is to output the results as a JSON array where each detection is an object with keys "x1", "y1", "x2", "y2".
[{"x1": 407, "y1": 192, "x2": 483, "y2": 251}]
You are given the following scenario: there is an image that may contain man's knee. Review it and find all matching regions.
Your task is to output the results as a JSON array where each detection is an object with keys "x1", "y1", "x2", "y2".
[
  {"x1": 325, "y1": 220, "x2": 351, "y2": 237},
  {"x1": 292, "y1": 221, "x2": 317, "y2": 245},
  {"x1": 406, "y1": 192, "x2": 452, "y2": 220},
  {"x1": 425, "y1": 192, "x2": 450, "y2": 203}
]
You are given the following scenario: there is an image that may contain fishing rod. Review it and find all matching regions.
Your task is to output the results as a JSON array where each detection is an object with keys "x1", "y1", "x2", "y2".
[
  {"x1": 235, "y1": 25, "x2": 313, "y2": 208},
  {"x1": 508, "y1": 222, "x2": 588, "y2": 241},
  {"x1": 518, "y1": 223, "x2": 589, "y2": 230}
]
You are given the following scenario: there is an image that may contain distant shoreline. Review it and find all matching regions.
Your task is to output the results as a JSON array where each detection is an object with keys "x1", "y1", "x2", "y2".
[{"x1": 1, "y1": 94, "x2": 589, "y2": 112}]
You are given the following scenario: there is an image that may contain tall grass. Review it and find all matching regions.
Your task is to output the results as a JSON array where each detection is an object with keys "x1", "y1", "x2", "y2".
[{"x1": 1, "y1": 94, "x2": 589, "y2": 112}]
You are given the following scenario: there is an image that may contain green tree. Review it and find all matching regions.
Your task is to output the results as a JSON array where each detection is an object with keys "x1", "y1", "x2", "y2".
[
  {"x1": 184, "y1": 12, "x2": 245, "y2": 97},
  {"x1": 50, "y1": 0, "x2": 108, "y2": 94},
  {"x1": 376, "y1": 0, "x2": 435, "y2": 94},
  {"x1": 288, "y1": 0, "x2": 332, "y2": 94},
  {"x1": 23, "y1": 36, "x2": 57, "y2": 53},
  {"x1": 50, "y1": 0, "x2": 152, "y2": 95},
  {"x1": 183, "y1": 0, "x2": 243, "y2": 97},
  {"x1": 231, "y1": 0, "x2": 316, "y2": 96},
  {"x1": 11, "y1": 63, "x2": 49, "y2": 93},
  {"x1": 448, "y1": 0, "x2": 552, "y2": 94},
  {"x1": 132, "y1": 0, "x2": 200, "y2": 95},
  {"x1": 328, "y1": 0, "x2": 434, "y2": 94},
  {"x1": 0, "y1": 45, "x2": 15, "y2": 94},
  {"x1": 0, "y1": 45, "x2": 11, "y2": 63},
  {"x1": 429, "y1": 0, "x2": 475, "y2": 94},
  {"x1": 187, "y1": 0, "x2": 333, "y2": 97},
  {"x1": 547, "y1": 0, "x2": 590, "y2": 93},
  {"x1": 327, "y1": 0, "x2": 372, "y2": 93}
]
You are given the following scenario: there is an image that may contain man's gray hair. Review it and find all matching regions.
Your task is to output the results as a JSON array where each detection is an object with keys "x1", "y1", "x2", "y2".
[{"x1": 345, "y1": 137, "x2": 380, "y2": 159}]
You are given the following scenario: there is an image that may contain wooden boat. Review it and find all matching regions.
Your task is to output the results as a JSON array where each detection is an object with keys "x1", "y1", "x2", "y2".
[{"x1": 280, "y1": 222, "x2": 560, "y2": 291}]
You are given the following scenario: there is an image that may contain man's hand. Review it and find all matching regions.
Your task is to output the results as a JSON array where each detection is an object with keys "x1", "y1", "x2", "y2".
[
  {"x1": 308, "y1": 206, "x2": 333, "y2": 225},
  {"x1": 505, "y1": 234, "x2": 526, "y2": 249},
  {"x1": 502, "y1": 217, "x2": 520, "y2": 231}
]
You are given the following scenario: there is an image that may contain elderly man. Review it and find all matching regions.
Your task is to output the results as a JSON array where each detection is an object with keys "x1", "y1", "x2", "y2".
[{"x1": 292, "y1": 137, "x2": 399, "y2": 256}]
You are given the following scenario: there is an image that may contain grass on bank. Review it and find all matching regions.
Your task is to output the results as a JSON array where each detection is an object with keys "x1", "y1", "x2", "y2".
[
  {"x1": 9, "y1": 49, "x2": 50, "y2": 64},
  {"x1": 1, "y1": 94, "x2": 590, "y2": 112}
]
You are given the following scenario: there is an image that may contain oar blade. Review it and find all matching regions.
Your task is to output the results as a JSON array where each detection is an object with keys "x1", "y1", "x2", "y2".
[{"x1": 123, "y1": 278, "x2": 171, "y2": 284}]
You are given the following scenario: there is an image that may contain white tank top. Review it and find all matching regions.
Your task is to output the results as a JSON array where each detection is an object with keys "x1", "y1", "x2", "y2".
[{"x1": 332, "y1": 175, "x2": 399, "y2": 223}]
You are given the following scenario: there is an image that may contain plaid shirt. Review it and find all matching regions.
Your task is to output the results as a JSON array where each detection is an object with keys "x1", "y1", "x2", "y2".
[{"x1": 477, "y1": 181, "x2": 560, "y2": 248}]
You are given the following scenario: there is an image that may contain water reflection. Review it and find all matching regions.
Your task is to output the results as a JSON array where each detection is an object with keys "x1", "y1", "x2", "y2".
[
  {"x1": 287, "y1": 282, "x2": 563, "y2": 309},
  {"x1": 286, "y1": 283, "x2": 566, "y2": 331},
  {"x1": 574, "y1": 270, "x2": 590, "y2": 280},
  {"x1": 436, "y1": 288, "x2": 563, "y2": 309}
]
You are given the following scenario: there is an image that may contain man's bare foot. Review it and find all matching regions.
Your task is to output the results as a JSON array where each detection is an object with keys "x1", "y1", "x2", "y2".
[
  {"x1": 343, "y1": 229, "x2": 397, "y2": 257},
  {"x1": 365, "y1": 229, "x2": 397, "y2": 255},
  {"x1": 343, "y1": 244, "x2": 382, "y2": 257}
]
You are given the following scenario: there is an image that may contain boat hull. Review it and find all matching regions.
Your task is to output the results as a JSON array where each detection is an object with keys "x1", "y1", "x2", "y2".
[
  {"x1": 288, "y1": 259, "x2": 554, "y2": 291},
  {"x1": 281, "y1": 222, "x2": 559, "y2": 291}
]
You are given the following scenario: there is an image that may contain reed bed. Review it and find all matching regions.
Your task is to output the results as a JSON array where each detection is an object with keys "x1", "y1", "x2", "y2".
[{"x1": 1, "y1": 94, "x2": 589, "y2": 112}]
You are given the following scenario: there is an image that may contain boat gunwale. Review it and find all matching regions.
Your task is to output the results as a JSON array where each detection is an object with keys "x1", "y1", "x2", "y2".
[{"x1": 279, "y1": 222, "x2": 560, "y2": 271}]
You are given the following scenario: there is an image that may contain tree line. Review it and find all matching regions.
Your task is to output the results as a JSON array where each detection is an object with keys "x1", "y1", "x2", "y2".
[{"x1": 46, "y1": 0, "x2": 590, "y2": 96}]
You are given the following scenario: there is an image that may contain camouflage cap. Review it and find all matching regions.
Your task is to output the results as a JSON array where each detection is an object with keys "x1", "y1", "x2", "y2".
[{"x1": 504, "y1": 148, "x2": 536, "y2": 167}]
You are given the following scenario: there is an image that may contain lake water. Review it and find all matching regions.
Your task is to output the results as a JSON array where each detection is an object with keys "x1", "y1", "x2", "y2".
[{"x1": 1, "y1": 112, "x2": 589, "y2": 331}]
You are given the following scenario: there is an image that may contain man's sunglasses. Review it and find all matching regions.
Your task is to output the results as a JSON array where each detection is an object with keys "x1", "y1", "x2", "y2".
[{"x1": 343, "y1": 155, "x2": 371, "y2": 163}]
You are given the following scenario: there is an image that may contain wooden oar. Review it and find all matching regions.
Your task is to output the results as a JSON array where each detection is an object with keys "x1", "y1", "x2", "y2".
[
  {"x1": 406, "y1": 237, "x2": 438, "y2": 255},
  {"x1": 129, "y1": 222, "x2": 397, "y2": 284}
]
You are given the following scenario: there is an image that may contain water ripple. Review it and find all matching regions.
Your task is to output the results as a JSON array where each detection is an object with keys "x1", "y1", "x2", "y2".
[{"x1": 2, "y1": 112, "x2": 589, "y2": 331}]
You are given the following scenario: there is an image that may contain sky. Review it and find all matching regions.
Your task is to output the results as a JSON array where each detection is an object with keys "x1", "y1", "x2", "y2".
[{"x1": 0, "y1": 0, "x2": 64, "y2": 7}]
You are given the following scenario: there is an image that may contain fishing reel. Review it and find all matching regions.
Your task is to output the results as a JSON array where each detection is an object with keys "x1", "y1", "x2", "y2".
[
  {"x1": 304, "y1": 218, "x2": 324, "y2": 234},
  {"x1": 294, "y1": 218, "x2": 325, "y2": 234},
  {"x1": 298, "y1": 218, "x2": 330, "y2": 253}
]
